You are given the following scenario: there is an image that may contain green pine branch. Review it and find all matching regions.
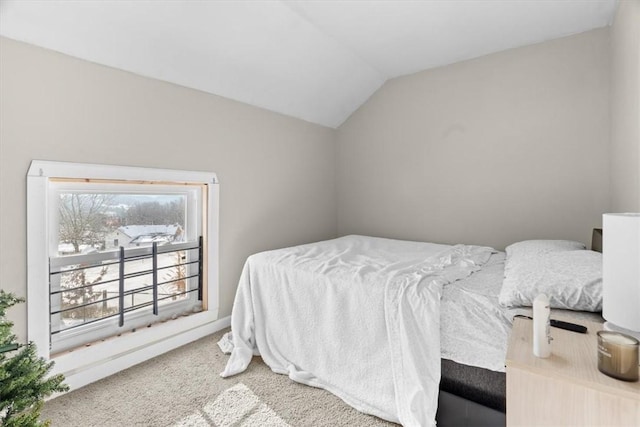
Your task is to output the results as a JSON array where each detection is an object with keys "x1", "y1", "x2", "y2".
[{"x1": 0, "y1": 290, "x2": 69, "y2": 426}]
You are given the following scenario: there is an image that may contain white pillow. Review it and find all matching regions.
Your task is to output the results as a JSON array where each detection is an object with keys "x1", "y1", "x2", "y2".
[
  {"x1": 505, "y1": 239, "x2": 586, "y2": 260},
  {"x1": 499, "y1": 247, "x2": 602, "y2": 312}
]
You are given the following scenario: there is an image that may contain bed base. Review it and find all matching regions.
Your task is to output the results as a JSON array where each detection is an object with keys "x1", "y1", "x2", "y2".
[{"x1": 436, "y1": 391, "x2": 505, "y2": 427}]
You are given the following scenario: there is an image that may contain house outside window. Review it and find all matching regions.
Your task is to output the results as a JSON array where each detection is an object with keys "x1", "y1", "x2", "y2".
[{"x1": 27, "y1": 161, "x2": 219, "y2": 388}]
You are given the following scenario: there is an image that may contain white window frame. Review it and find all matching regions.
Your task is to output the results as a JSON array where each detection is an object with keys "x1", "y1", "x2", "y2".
[{"x1": 27, "y1": 160, "x2": 222, "y2": 390}]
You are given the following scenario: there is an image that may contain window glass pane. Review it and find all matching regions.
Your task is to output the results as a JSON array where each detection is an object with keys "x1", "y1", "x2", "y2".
[
  {"x1": 57, "y1": 193, "x2": 187, "y2": 256},
  {"x1": 57, "y1": 263, "x2": 119, "y2": 331},
  {"x1": 157, "y1": 250, "x2": 190, "y2": 303},
  {"x1": 52, "y1": 190, "x2": 196, "y2": 341}
]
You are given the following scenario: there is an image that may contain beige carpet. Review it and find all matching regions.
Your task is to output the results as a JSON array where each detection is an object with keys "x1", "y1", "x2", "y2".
[{"x1": 41, "y1": 328, "x2": 395, "y2": 426}]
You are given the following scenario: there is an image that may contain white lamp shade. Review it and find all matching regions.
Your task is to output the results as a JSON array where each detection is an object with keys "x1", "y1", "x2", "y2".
[{"x1": 602, "y1": 213, "x2": 640, "y2": 333}]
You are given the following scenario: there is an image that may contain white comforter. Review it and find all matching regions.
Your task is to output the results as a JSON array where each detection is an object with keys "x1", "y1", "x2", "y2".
[{"x1": 220, "y1": 235, "x2": 494, "y2": 426}]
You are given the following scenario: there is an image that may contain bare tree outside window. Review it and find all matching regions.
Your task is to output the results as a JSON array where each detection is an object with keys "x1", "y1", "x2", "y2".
[
  {"x1": 58, "y1": 193, "x2": 115, "y2": 323},
  {"x1": 60, "y1": 265, "x2": 116, "y2": 322},
  {"x1": 59, "y1": 193, "x2": 113, "y2": 254},
  {"x1": 124, "y1": 199, "x2": 185, "y2": 226}
]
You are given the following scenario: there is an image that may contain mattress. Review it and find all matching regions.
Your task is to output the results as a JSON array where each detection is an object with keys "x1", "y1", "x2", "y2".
[
  {"x1": 437, "y1": 252, "x2": 510, "y2": 413},
  {"x1": 440, "y1": 251, "x2": 603, "y2": 413},
  {"x1": 441, "y1": 252, "x2": 511, "y2": 373},
  {"x1": 440, "y1": 359, "x2": 506, "y2": 412}
]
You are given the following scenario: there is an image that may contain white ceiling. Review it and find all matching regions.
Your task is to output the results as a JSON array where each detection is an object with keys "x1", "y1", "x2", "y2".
[{"x1": 0, "y1": 0, "x2": 618, "y2": 128}]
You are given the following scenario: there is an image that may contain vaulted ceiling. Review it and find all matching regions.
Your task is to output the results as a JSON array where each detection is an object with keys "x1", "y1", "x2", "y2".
[{"x1": 0, "y1": 0, "x2": 618, "y2": 128}]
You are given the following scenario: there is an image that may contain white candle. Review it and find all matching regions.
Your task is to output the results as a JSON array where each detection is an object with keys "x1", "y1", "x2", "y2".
[{"x1": 533, "y1": 293, "x2": 551, "y2": 358}]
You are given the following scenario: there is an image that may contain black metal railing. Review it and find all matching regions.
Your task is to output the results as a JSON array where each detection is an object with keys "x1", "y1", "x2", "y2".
[{"x1": 49, "y1": 238, "x2": 203, "y2": 336}]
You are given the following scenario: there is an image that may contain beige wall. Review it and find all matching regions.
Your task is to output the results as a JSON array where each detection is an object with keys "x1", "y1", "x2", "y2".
[
  {"x1": 0, "y1": 37, "x2": 337, "y2": 339},
  {"x1": 610, "y1": 0, "x2": 640, "y2": 212},
  {"x1": 336, "y1": 29, "x2": 611, "y2": 250}
]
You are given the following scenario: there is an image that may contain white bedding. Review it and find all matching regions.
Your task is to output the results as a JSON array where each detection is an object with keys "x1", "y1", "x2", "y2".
[
  {"x1": 440, "y1": 252, "x2": 513, "y2": 372},
  {"x1": 440, "y1": 252, "x2": 603, "y2": 373},
  {"x1": 220, "y1": 235, "x2": 495, "y2": 426}
]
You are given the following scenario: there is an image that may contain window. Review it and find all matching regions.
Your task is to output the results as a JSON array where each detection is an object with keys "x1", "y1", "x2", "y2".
[
  {"x1": 27, "y1": 161, "x2": 219, "y2": 381},
  {"x1": 48, "y1": 181, "x2": 205, "y2": 353}
]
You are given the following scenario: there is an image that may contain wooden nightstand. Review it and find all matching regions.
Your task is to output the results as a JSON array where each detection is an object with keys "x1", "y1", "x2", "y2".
[{"x1": 506, "y1": 317, "x2": 640, "y2": 426}]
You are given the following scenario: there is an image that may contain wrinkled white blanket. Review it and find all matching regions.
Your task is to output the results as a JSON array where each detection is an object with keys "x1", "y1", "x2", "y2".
[{"x1": 220, "y1": 235, "x2": 494, "y2": 427}]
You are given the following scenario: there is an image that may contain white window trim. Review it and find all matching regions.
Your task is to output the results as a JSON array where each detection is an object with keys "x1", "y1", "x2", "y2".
[{"x1": 27, "y1": 160, "x2": 223, "y2": 391}]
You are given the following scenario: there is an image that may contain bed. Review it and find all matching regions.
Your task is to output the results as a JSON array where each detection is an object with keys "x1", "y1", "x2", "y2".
[{"x1": 219, "y1": 234, "x2": 604, "y2": 426}]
